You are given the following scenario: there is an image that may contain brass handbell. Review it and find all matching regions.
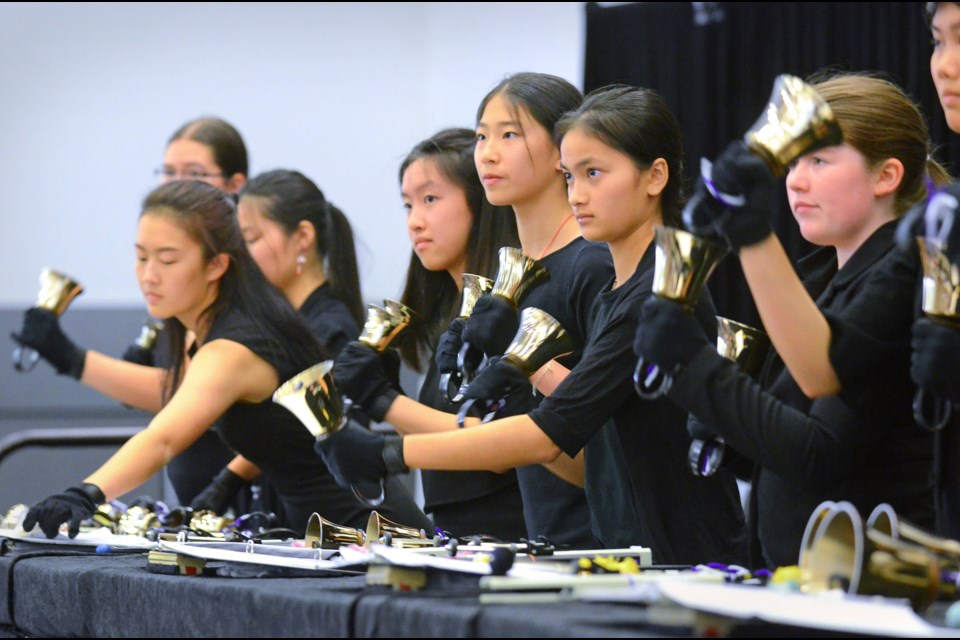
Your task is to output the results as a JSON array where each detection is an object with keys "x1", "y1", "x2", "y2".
[
  {"x1": 501, "y1": 307, "x2": 574, "y2": 376},
  {"x1": 457, "y1": 307, "x2": 573, "y2": 426},
  {"x1": 304, "y1": 512, "x2": 365, "y2": 549},
  {"x1": 803, "y1": 501, "x2": 952, "y2": 611},
  {"x1": 457, "y1": 248, "x2": 550, "y2": 388},
  {"x1": 459, "y1": 274, "x2": 495, "y2": 318},
  {"x1": 1, "y1": 504, "x2": 29, "y2": 531},
  {"x1": 273, "y1": 361, "x2": 384, "y2": 507},
  {"x1": 868, "y1": 503, "x2": 960, "y2": 572},
  {"x1": 797, "y1": 500, "x2": 839, "y2": 577},
  {"x1": 366, "y1": 510, "x2": 429, "y2": 548},
  {"x1": 441, "y1": 274, "x2": 494, "y2": 402},
  {"x1": 918, "y1": 237, "x2": 960, "y2": 320},
  {"x1": 273, "y1": 361, "x2": 345, "y2": 439},
  {"x1": 92, "y1": 502, "x2": 124, "y2": 533},
  {"x1": 688, "y1": 317, "x2": 770, "y2": 476},
  {"x1": 358, "y1": 299, "x2": 413, "y2": 352},
  {"x1": 650, "y1": 227, "x2": 729, "y2": 307},
  {"x1": 489, "y1": 247, "x2": 550, "y2": 307},
  {"x1": 117, "y1": 506, "x2": 160, "y2": 537},
  {"x1": 912, "y1": 234, "x2": 960, "y2": 430},
  {"x1": 716, "y1": 317, "x2": 770, "y2": 374},
  {"x1": 744, "y1": 74, "x2": 843, "y2": 176},
  {"x1": 13, "y1": 268, "x2": 84, "y2": 372},
  {"x1": 189, "y1": 510, "x2": 234, "y2": 537},
  {"x1": 635, "y1": 227, "x2": 729, "y2": 400}
]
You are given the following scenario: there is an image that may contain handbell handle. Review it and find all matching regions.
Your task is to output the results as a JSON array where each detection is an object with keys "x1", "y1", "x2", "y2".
[
  {"x1": 11, "y1": 345, "x2": 40, "y2": 372},
  {"x1": 455, "y1": 397, "x2": 503, "y2": 428},
  {"x1": 633, "y1": 358, "x2": 673, "y2": 400},
  {"x1": 913, "y1": 388, "x2": 953, "y2": 431},
  {"x1": 351, "y1": 480, "x2": 386, "y2": 508}
]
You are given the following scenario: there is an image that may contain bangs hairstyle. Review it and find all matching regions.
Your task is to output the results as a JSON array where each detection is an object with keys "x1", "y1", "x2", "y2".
[
  {"x1": 476, "y1": 72, "x2": 583, "y2": 148},
  {"x1": 141, "y1": 180, "x2": 326, "y2": 402},
  {"x1": 555, "y1": 85, "x2": 684, "y2": 227},
  {"x1": 396, "y1": 128, "x2": 519, "y2": 370}
]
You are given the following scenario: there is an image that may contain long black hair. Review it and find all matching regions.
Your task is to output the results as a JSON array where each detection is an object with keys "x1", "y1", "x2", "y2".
[
  {"x1": 239, "y1": 169, "x2": 364, "y2": 326},
  {"x1": 396, "y1": 128, "x2": 519, "y2": 371},
  {"x1": 141, "y1": 180, "x2": 327, "y2": 402}
]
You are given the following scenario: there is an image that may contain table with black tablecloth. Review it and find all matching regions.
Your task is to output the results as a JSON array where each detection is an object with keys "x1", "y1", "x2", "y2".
[
  {"x1": 0, "y1": 548, "x2": 688, "y2": 638},
  {"x1": 0, "y1": 546, "x2": 952, "y2": 638}
]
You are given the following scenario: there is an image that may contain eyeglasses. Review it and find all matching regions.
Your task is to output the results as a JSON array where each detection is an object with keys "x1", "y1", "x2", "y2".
[{"x1": 154, "y1": 167, "x2": 225, "y2": 181}]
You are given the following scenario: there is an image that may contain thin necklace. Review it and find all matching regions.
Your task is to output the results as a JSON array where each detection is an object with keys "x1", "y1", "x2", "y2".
[{"x1": 538, "y1": 212, "x2": 575, "y2": 259}]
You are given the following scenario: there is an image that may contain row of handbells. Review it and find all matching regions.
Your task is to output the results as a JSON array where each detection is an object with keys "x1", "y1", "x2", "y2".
[{"x1": 1, "y1": 501, "x2": 436, "y2": 552}]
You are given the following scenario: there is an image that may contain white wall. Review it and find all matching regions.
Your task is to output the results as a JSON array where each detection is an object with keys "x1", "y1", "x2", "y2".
[{"x1": 0, "y1": 2, "x2": 584, "y2": 307}]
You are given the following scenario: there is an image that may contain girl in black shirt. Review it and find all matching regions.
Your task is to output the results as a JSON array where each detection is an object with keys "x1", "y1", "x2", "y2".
[
  {"x1": 16, "y1": 180, "x2": 431, "y2": 537},
  {"x1": 316, "y1": 86, "x2": 748, "y2": 564},
  {"x1": 189, "y1": 169, "x2": 369, "y2": 517},
  {"x1": 332, "y1": 74, "x2": 605, "y2": 548},
  {"x1": 632, "y1": 74, "x2": 942, "y2": 567}
]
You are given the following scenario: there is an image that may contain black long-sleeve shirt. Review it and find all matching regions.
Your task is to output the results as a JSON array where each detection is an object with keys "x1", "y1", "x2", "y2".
[{"x1": 667, "y1": 221, "x2": 935, "y2": 567}]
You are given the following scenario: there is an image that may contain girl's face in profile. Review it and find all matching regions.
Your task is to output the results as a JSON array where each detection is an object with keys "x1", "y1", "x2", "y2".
[
  {"x1": 135, "y1": 211, "x2": 225, "y2": 326},
  {"x1": 560, "y1": 127, "x2": 666, "y2": 245},
  {"x1": 475, "y1": 93, "x2": 562, "y2": 208},
  {"x1": 401, "y1": 157, "x2": 472, "y2": 280},
  {"x1": 786, "y1": 144, "x2": 893, "y2": 251},
  {"x1": 237, "y1": 196, "x2": 304, "y2": 295}
]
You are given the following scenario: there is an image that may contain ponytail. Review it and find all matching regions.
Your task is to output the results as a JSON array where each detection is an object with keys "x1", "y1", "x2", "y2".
[{"x1": 319, "y1": 201, "x2": 364, "y2": 327}]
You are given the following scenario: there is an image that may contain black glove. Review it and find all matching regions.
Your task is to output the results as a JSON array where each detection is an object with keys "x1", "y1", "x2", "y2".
[
  {"x1": 896, "y1": 183, "x2": 960, "y2": 258},
  {"x1": 121, "y1": 344, "x2": 154, "y2": 367},
  {"x1": 435, "y1": 317, "x2": 481, "y2": 374},
  {"x1": 683, "y1": 140, "x2": 776, "y2": 250},
  {"x1": 23, "y1": 483, "x2": 105, "y2": 539},
  {"x1": 911, "y1": 317, "x2": 960, "y2": 402},
  {"x1": 189, "y1": 467, "x2": 247, "y2": 514},
  {"x1": 461, "y1": 356, "x2": 529, "y2": 403},
  {"x1": 332, "y1": 341, "x2": 400, "y2": 422},
  {"x1": 633, "y1": 297, "x2": 710, "y2": 375},
  {"x1": 313, "y1": 421, "x2": 407, "y2": 499},
  {"x1": 687, "y1": 414, "x2": 720, "y2": 441},
  {"x1": 10, "y1": 307, "x2": 86, "y2": 378},
  {"x1": 461, "y1": 295, "x2": 520, "y2": 358}
]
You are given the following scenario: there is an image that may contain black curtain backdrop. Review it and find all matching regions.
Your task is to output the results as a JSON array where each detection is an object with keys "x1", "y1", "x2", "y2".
[{"x1": 584, "y1": 1, "x2": 960, "y2": 327}]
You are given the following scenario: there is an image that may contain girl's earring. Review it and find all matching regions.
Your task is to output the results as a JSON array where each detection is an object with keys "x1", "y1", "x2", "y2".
[{"x1": 296, "y1": 254, "x2": 306, "y2": 276}]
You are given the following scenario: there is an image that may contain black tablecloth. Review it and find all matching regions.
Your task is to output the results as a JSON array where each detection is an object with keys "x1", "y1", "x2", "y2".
[
  {"x1": 0, "y1": 545, "x2": 952, "y2": 638},
  {"x1": 0, "y1": 547, "x2": 684, "y2": 638}
]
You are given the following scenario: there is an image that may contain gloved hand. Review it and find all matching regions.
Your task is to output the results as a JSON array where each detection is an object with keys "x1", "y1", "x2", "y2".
[
  {"x1": 687, "y1": 414, "x2": 720, "y2": 441},
  {"x1": 189, "y1": 467, "x2": 247, "y2": 514},
  {"x1": 895, "y1": 183, "x2": 960, "y2": 257},
  {"x1": 461, "y1": 295, "x2": 520, "y2": 358},
  {"x1": 911, "y1": 317, "x2": 960, "y2": 402},
  {"x1": 313, "y1": 421, "x2": 407, "y2": 500},
  {"x1": 23, "y1": 483, "x2": 105, "y2": 539},
  {"x1": 435, "y1": 317, "x2": 483, "y2": 375},
  {"x1": 332, "y1": 342, "x2": 400, "y2": 422},
  {"x1": 121, "y1": 344, "x2": 154, "y2": 367},
  {"x1": 460, "y1": 356, "x2": 529, "y2": 403},
  {"x1": 10, "y1": 308, "x2": 86, "y2": 378},
  {"x1": 633, "y1": 297, "x2": 710, "y2": 375},
  {"x1": 683, "y1": 140, "x2": 776, "y2": 250}
]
